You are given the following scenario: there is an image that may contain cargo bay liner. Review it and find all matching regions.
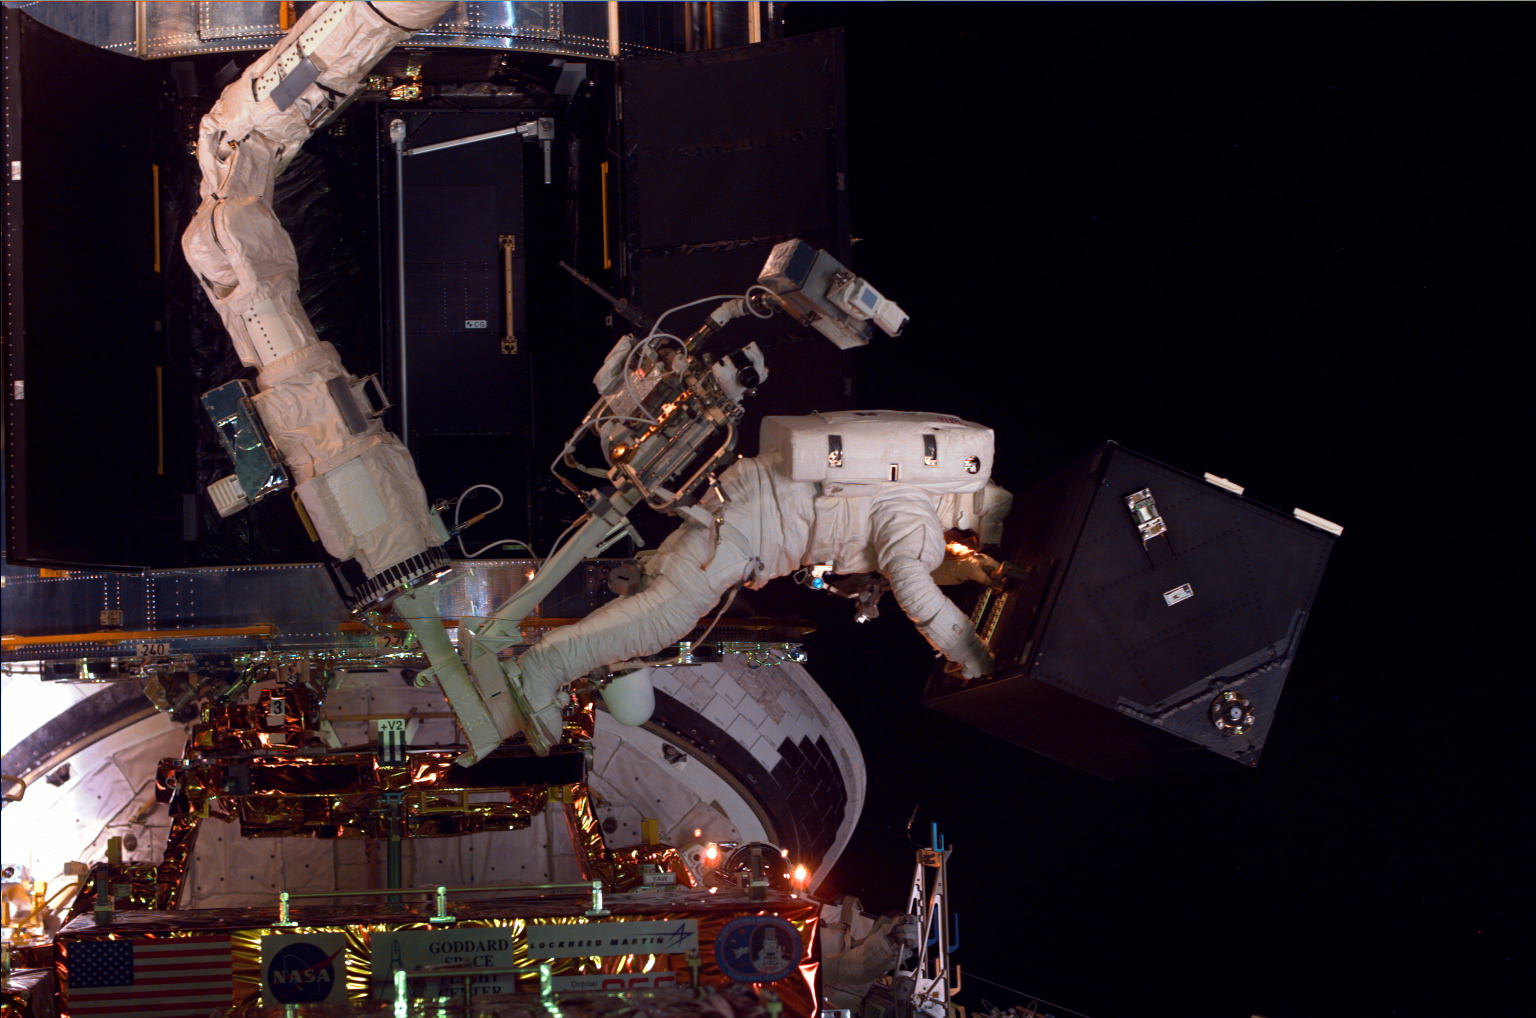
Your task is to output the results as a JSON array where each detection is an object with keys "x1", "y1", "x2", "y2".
[{"x1": 0, "y1": 2, "x2": 1339, "y2": 1015}]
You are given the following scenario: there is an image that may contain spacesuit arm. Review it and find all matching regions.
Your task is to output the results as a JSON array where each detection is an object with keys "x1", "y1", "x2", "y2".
[
  {"x1": 872, "y1": 495, "x2": 994, "y2": 679},
  {"x1": 822, "y1": 920, "x2": 902, "y2": 985},
  {"x1": 822, "y1": 914, "x2": 919, "y2": 986}
]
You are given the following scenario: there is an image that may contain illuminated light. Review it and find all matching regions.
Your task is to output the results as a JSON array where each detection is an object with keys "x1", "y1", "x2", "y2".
[
  {"x1": 792, "y1": 864, "x2": 809, "y2": 885},
  {"x1": 780, "y1": 847, "x2": 789, "y2": 858},
  {"x1": 708, "y1": 886, "x2": 717, "y2": 894},
  {"x1": 946, "y1": 541, "x2": 976, "y2": 557},
  {"x1": 525, "y1": 569, "x2": 536, "y2": 581},
  {"x1": 693, "y1": 828, "x2": 703, "y2": 839},
  {"x1": 703, "y1": 842, "x2": 719, "y2": 864}
]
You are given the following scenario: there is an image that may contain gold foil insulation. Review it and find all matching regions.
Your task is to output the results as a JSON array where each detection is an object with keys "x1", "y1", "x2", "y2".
[
  {"x1": 562, "y1": 784, "x2": 695, "y2": 892},
  {"x1": 156, "y1": 682, "x2": 573, "y2": 839},
  {"x1": 110, "y1": 666, "x2": 824, "y2": 1014},
  {"x1": 54, "y1": 890, "x2": 818, "y2": 1015},
  {"x1": 154, "y1": 813, "x2": 203, "y2": 909}
]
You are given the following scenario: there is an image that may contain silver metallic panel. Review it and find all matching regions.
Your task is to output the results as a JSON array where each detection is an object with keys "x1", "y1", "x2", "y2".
[
  {"x1": 147, "y1": 0, "x2": 278, "y2": 58},
  {"x1": 0, "y1": 559, "x2": 797, "y2": 663},
  {"x1": 141, "y1": 0, "x2": 209, "y2": 56},
  {"x1": 5, "y1": 1, "x2": 766, "y2": 61},
  {"x1": 408, "y1": 2, "x2": 608, "y2": 60},
  {"x1": 431, "y1": 1, "x2": 564, "y2": 41},
  {"x1": 200, "y1": 380, "x2": 289, "y2": 506},
  {"x1": 405, "y1": 32, "x2": 610, "y2": 62},
  {"x1": 7, "y1": 0, "x2": 138, "y2": 53},
  {"x1": 195, "y1": 0, "x2": 281, "y2": 43}
]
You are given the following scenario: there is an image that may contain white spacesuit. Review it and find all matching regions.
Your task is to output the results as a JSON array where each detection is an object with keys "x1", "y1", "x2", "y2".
[
  {"x1": 821, "y1": 899, "x2": 923, "y2": 1014},
  {"x1": 513, "y1": 427, "x2": 1012, "y2": 750}
]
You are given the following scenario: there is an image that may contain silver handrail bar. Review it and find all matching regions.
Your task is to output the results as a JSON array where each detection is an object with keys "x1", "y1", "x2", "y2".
[{"x1": 276, "y1": 879, "x2": 607, "y2": 926}]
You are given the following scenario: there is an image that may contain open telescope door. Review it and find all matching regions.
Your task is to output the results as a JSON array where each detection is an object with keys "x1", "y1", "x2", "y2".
[
  {"x1": 618, "y1": 28, "x2": 858, "y2": 451},
  {"x1": 2, "y1": 8, "x2": 178, "y2": 568}
]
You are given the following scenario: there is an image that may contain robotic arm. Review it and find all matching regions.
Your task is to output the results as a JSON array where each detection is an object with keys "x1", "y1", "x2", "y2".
[
  {"x1": 183, "y1": 1, "x2": 455, "y2": 605},
  {"x1": 182, "y1": 0, "x2": 524, "y2": 771}
]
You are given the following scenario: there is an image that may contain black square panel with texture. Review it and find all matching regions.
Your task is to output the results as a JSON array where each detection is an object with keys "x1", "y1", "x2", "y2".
[{"x1": 923, "y1": 442, "x2": 1337, "y2": 778}]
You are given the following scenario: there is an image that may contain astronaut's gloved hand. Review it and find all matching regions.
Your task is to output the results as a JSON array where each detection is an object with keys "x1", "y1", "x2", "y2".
[
  {"x1": 930, "y1": 551, "x2": 1005, "y2": 589},
  {"x1": 951, "y1": 626, "x2": 994, "y2": 680},
  {"x1": 944, "y1": 630, "x2": 994, "y2": 683},
  {"x1": 886, "y1": 914, "x2": 922, "y2": 951}
]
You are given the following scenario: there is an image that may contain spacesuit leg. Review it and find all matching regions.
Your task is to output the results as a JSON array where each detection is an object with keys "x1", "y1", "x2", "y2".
[{"x1": 515, "y1": 519, "x2": 759, "y2": 745}]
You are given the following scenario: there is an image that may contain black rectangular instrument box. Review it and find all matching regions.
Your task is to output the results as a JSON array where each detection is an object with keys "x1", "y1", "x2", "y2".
[{"x1": 922, "y1": 442, "x2": 1338, "y2": 778}]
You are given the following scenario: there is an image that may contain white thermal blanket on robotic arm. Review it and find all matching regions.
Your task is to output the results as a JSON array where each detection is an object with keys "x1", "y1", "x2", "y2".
[
  {"x1": 516, "y1": 452, "x2": 996, "y2": 727},
  {"x1": 181, "y1": 1, "x2": 454, "y2": 578}
]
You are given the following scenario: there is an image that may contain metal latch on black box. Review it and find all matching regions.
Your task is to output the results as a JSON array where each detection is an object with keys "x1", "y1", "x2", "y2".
[{"x1": 1125, "y1": 487, "x2": 1175, "y2": 566}]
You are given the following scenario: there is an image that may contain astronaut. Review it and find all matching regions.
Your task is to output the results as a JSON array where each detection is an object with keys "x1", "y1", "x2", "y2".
[
  {"x1": 510, "y1": 411, "x2": 1012, "y2": 752},
  {"x1": 820, "y1": 899, "x2": 923, "y2": 1015}
]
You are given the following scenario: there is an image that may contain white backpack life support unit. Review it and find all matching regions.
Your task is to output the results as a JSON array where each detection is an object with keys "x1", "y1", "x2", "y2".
[{"x1": 760, "y1": 411, "x2": 994, "y2": 493}]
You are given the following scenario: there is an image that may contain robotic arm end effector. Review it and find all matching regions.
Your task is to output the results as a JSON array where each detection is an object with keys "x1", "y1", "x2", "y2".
[{"x1": 758, "y1": 239, "x2": 908, "y2": 349}]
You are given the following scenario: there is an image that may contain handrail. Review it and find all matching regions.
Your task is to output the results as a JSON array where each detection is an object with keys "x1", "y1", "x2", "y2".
[{"x1": 277, "y1": 880, "x2": 608, "y2": 926}]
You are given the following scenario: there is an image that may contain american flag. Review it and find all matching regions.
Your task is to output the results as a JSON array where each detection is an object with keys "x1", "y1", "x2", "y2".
[{"x1": 66, "y1": 935, "x2": 232, "y2": 1018}]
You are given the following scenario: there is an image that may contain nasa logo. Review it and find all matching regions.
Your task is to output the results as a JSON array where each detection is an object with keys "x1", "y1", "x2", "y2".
[
  {"x1": 713, "y1": 915, "x2": 801, "y2": 984},
  {"x1": 266, "y1": 941, "x2": 337, "y2": 1004}
]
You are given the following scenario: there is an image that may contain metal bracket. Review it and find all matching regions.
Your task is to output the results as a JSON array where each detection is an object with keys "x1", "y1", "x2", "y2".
[
  {"x1": 201, "y1": 379, "x2": 289, "y2": 517},
  {"x1": 585, "y1": 879, "x2": 610, "y2": 917},
  {"x1": 1126, "y1": 488, "x2": 1175, "y2": 566},
  {"x1": 429, "y1": 885, "x2": 454, "y2": 924},
  {"x1": 403, "y1": 117, "x2": 556, "y2": 184},
  {"x1": 1125, "y1": 488, "x2": 1166, "y2": 542}
]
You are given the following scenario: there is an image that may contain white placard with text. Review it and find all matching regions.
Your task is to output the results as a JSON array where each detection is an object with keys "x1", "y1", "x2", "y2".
[
  {"x1": 526, "y1": 920, "x2": 699, "y2": 959},
  {"x1": 369, "y1": 928, "x2": 518, "y2": 999}
]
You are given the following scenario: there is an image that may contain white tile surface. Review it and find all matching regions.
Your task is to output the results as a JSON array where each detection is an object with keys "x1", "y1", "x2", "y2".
[{"x1": 746, "y1": 734, "x2": 783, "y2": 771}]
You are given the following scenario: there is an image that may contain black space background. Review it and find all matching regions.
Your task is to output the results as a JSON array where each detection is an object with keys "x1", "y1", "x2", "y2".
[{"x1": 775, "y1": 5, "x2": 1525, "y2": 1018}]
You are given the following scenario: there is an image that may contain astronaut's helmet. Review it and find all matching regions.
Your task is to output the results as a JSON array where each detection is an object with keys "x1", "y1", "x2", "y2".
[{"x1": 938, "y1": 481, "x2": 1013, "y2": 547}]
